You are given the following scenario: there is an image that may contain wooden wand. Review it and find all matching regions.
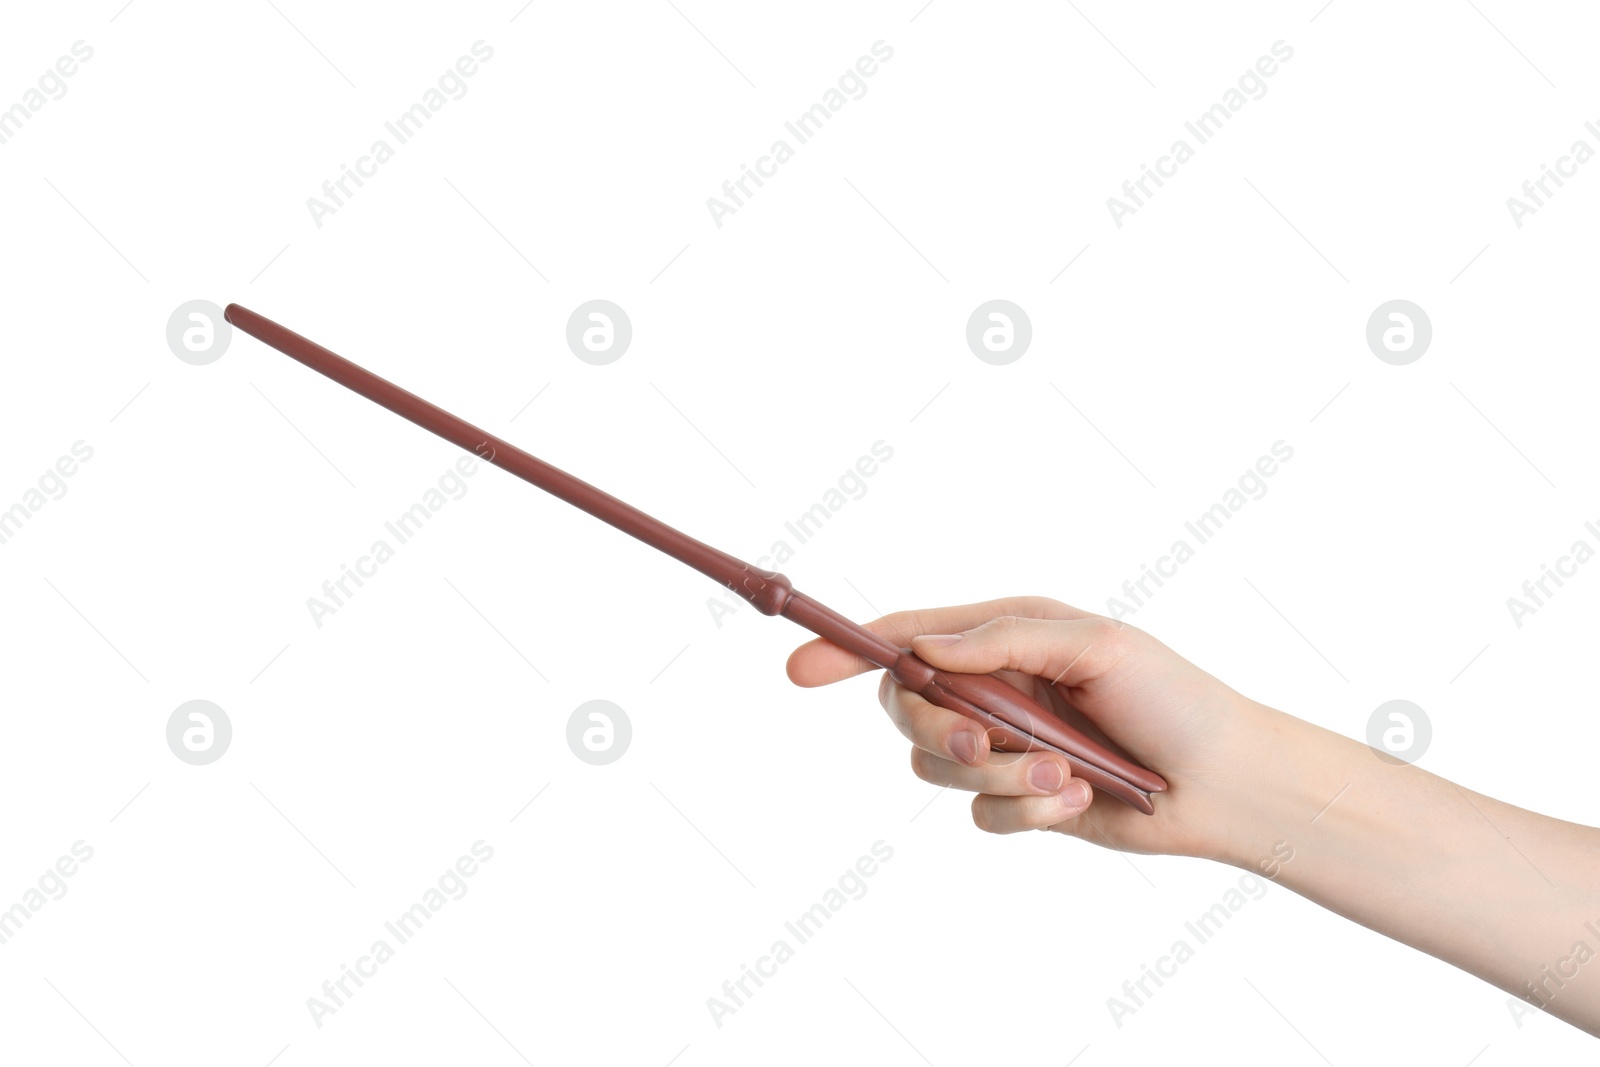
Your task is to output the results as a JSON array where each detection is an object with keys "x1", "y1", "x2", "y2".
[{"x1": 225, "y1": 304, "x2": 1167, "y2": 813}]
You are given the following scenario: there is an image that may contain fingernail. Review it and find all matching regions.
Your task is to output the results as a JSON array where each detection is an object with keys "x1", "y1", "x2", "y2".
[
  {"x1": 1028, "y1": 761, "x2": 1064, "y2": 793},
  {"x1": 949, "y1": 731, "x2": 980, "y2": 765},
  {"x1": 917, "y1": 634, "x2": 963, "y2": 647},
  {"x1": 1061, "y1": 780, "x2": 1093, "y2": 809}
]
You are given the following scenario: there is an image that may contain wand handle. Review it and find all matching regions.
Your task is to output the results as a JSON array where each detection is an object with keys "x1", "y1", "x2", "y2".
[{"x1": 224, "y1": 304, "x2": 1166, "y2": 813}]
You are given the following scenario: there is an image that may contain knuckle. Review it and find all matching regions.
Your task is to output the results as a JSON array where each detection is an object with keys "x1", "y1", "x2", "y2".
[
  {"x1": 970, "y1": 796, "x2": 1009, "y2": 835},
  {"x1": 970, "y1": 797, "x2": 997, "y2": 834},
  {"x1": 994, "y1": 614, "x2": 1049, "y2": 675},
  {"x1": 1016, "y1": 595, "x2": 1064, "y2": 617},
  {"x1": 908, "y1": 747, "x2": 941, "y2": 784},
  {"x1": 1086, "y1": 616, "x2": 1137, "y2": 656},
  {"x1": 1085, "y1": 616, "x2": 1122, "y2": 642},
  {"x1": 985, "y1": 614, "x2": 1023, "y2": 663}
]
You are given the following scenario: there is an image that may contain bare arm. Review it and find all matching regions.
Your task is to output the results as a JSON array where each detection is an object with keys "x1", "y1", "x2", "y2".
[
  {"x1": 786, "y1": 597, "x2": 1600, "y2": 1036},
  {"x1": 1203, "y1": 701, "x2": 1600, "y2": 1035}
]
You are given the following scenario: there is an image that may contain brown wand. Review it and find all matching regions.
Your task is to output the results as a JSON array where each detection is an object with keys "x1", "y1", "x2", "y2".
[{"x1": 224, "y1": 304, "x2": 1167, "y2": 813}]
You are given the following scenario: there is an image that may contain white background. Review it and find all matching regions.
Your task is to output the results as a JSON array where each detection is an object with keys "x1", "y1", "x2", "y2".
[{"x1": 2, "y1": 1, "x2": 1597, "y2": 1063}]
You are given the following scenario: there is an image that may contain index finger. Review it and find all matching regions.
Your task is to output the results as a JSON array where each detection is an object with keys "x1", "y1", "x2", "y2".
[{"x1": 784, "y1": 595, "x2": 1098, "y2": 687}]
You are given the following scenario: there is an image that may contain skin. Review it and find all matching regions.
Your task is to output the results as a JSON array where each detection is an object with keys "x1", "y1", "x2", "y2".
[{"x1": 786, "y1": 596, "x2": 1600, "y2": 1037}]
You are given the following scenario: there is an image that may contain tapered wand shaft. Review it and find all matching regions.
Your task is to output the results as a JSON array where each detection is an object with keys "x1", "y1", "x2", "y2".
[{"x1": 225, "y1": 304, "x2": 1166, "y2": 812}]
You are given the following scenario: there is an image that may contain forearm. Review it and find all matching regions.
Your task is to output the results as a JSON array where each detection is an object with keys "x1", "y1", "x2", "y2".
[
  {"x1": 799, "y1": 604, "x2": 1600, "y2": 1033},
  {"x1": 1200, "y1": 701, "x2": 1600, "y2": 1035}
]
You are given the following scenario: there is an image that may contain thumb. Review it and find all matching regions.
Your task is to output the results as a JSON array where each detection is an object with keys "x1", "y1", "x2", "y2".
[{"x1": 909, "y1": 616, "x2": 1126, "y2": 686}]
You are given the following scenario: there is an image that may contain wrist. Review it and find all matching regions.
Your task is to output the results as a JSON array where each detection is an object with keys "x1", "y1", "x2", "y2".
[{"x1": 1189, "y1": 700, "x2": 1366, "y2": 871}]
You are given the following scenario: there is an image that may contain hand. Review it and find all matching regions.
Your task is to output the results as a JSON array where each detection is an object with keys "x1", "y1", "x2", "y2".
[
  {"x1": 790, "y1": 595, "x2": 1600, "y2": 1036},
  {"x1": 785, "y1": 596, "x2": 1270, "y2": 859}
]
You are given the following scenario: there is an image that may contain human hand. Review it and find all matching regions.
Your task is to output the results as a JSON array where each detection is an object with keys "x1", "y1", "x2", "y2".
[
  {"x1": 791, "y1": 596, "x2": 1600, "y2": 1036},
  {"x1": 786, "y1": 596, "x2": 1273, "y2": 859}
]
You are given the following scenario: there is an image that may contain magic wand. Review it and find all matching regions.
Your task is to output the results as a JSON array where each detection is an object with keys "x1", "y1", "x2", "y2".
[{"x1": 225, "y1": 304, "x2": 1167, "y2": 812}]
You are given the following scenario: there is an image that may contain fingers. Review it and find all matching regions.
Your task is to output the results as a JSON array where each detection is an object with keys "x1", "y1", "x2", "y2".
[
  {"x1": 971, "y1": 789, "x2": 1093, "y2": 834},
  {"x1": 881, "y1": 672, "x2": 993, "y2": 767},
  {"x1": 786, "y1": 596, "x2": 1097, "y2": 687},
  {"x1": 908, "y1": 615, "x2": 1133, "y2": 689},
  {"x1": 885, "y1": 678, "x2": 1088, "y2": 825},
  {"x1": 897, "y1": 686, "x2": 1096, "y2": 832},
  {"x1": 909, "y1": 745, "x2": 1081, "y2": 799}
]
